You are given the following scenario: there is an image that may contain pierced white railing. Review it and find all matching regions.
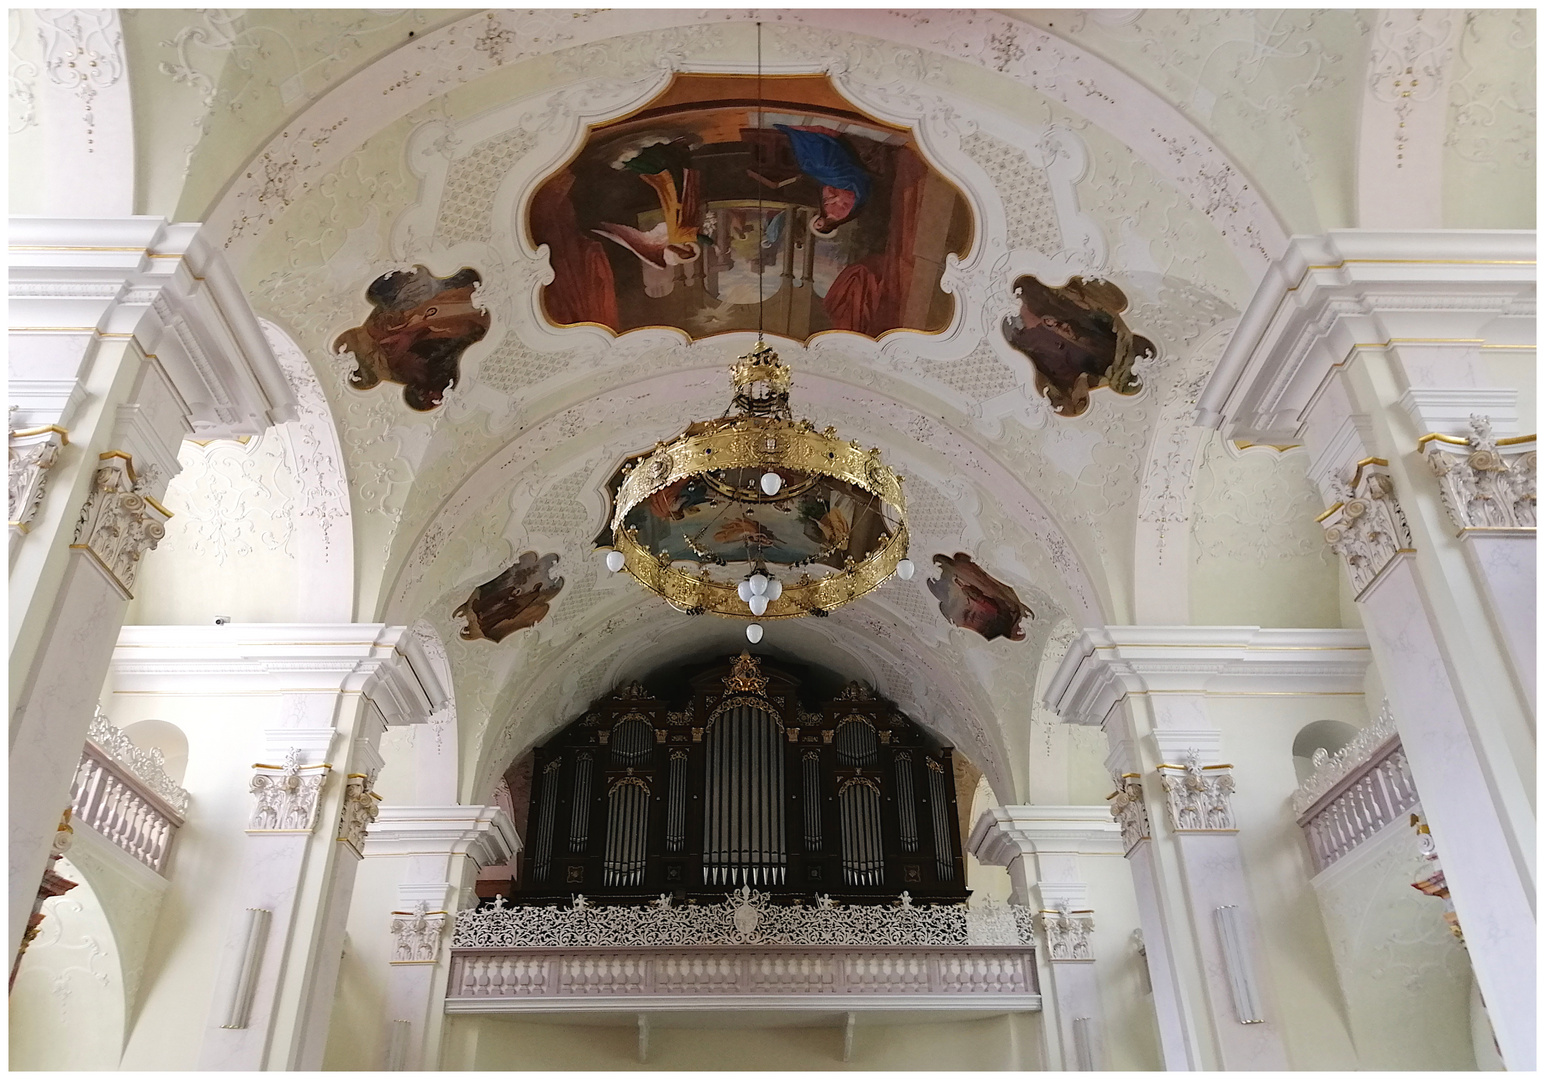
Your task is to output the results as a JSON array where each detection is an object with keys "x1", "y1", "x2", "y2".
[
  {"x1": 447, "y1": 890, "x2": 1040, "y2": 1011},
  {"x1": 1294, "y1": 702, "x2": 1419, "y2": 873},
  {"x1": 68, "y1": 710, "x2": 189, "y2": 875}
]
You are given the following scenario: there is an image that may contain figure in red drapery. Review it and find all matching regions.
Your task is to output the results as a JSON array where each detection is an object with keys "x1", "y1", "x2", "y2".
[
  {"x1": 822, "y1": 148, "x2": 925, "y2": 337},
  {"x1": 530, "y1": 170, "x2": 619, "y2": 331}
]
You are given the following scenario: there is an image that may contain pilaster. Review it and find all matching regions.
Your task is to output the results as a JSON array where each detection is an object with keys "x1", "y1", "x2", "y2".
[{"x1": 1196, "y1": 230, "x2": 1536, "y2": 1070}]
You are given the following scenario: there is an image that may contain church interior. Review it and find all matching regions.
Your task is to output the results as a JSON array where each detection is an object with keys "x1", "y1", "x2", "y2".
[{"x1": 7, "y1": 8, "x2": 1536, "y2": 1071}]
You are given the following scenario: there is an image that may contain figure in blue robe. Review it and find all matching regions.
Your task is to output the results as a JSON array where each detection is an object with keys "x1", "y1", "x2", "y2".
[{"x1": 773, "y1": 124, "x2": 872, "y2": 233}]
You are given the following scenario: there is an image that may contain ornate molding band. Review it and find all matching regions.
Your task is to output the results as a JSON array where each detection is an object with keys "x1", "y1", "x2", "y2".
[
  {"x1": 1421, "y1": 416, "x2": 1536, "y2": 532},
  {"x1": 248, "y1": 748, "x2": 331, "y2": 832},
  {"x1": 1157, "y1": 750, "x2": 1237, "y2": 832},
  {"x1": 1107, "y1": 773, "x2": 1151, "y2": 854},
  {"x1": 69, "y1": 452, "x2": 170, "y2": 597},
  {"x1": 1319, "y1": 461, "x2": 1413, "y2": 598},
  {"x1": 1040, "y1": 902, "x2": 1095, "y2": 962},
  {"x1": 8, "y1": 425, "x2": 68, "y2": 533}
]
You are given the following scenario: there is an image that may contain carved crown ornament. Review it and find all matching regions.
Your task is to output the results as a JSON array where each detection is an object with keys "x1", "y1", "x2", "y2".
[
  {"x1": 9, "y1": 424, "x2": 69, "y2": 535},
  {"x1": 247, "y1": 748, "x2": 332, "y2": 833},
  {"x1": 1318, "y1": 459, "x2": 1413, "y2": 599},
  {"x1": 69, "y1": 452, "x2": 172, "y2": 598},
  {"x1": 1419, "y1": 416, "x2": 1536, "y2": 533},
  {"x1": 1156, "y1": 750, "x2": 1237, "y2": 833}
]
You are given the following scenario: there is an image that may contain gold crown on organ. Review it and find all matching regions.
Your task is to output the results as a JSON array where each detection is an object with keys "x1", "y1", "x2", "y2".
[{"x1": 602, "y1": 341, "x2": 916, "y2": 642}]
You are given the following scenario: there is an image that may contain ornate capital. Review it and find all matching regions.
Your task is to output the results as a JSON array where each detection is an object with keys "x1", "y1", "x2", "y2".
[
  {"x1": 9, "y1": 425, "x2": 68, "y2": 534},
  {"x1": 248, "y1": 748, "x2": 331, "y2": 833},
  {"x1": 1040, "y1": 901, "x2": 1095, "y2": 961},
  {"x1": 390, "y1": 901, "x2": 448, "y2": 965},
  {"x1": 69, "y1": 453, "x2": 171, "y2": 597},
  {"x1": 1157, "y1": 749, "x2": 1237, "y2": 832},
  {"x1": 336, "y1": 771, "x2": 382, "y2": 857},
  {"x1": 1107, "y1": 773, "x2": 1151, "y2": 854},
  {"x1": 1320, "y1": 461, "x2": 1413, "y2": 597},
  {"x1": 1421, "y1": 416, "x2": 1536, "y2": 532}
]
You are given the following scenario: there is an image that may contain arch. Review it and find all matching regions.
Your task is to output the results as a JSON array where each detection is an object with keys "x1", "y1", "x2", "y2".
[
  {"x1": 120, "y1": 720, "x2": 189, "y2": 786},
  {"x1": 1292, "y1": 719, "x2": 1361, "y2": 784}
]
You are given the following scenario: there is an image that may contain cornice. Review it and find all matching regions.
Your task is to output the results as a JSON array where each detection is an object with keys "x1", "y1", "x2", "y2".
[
  {"x1": 1044, "y1": 626, "x2": 1371, "y2": 727},
  {"x1": 969, "y1": 806, "x2": 1124, "y2": 866},
  {"x1": 1197, "y1": 230, "x2": 1537, "y2": 444},
  {"x1": 364, "y1": 805, "x2": 518, "y2": 868}
]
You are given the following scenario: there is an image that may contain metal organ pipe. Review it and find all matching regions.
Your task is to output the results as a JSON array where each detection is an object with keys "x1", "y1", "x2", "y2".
[
  {"x1": 927, "y1": 758, "x2": 955, "y2": 881},
  {"x1": 610, "y1": 717, "x2": 653, "y2": 766},
  {"x1": 666, "y1": 750, "x2": 688, "y2": 852},
  {"x1": 894, "y1": 751, "x2": 919, "y2": 853},
  {"x1": 568, "y1": 751, "x2": 594, "y2": 852},
  {"x1": 702, "y1": 705, "x2": 786, "y2": 886},
  {"x1": 839, "y1": 777, "x2": 884, "y2": 886},
  {"x1": 532, "y1": 759, "x2": 561, "y2": 882},
  {"x1": 802, "y1": 751, "x2": 822, "y2": 852},
  {"x1": 603, "y1": 777, "x2": 649, "y2": 887}
]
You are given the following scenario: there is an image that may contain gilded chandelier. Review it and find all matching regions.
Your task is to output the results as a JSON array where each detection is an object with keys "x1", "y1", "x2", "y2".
[{"x1": 603, "y1": 341, "x2": 914, "y2": 641}]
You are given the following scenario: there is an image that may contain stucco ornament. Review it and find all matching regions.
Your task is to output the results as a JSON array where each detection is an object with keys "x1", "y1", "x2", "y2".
[
  {"x1": 1422, "y1": 415, "x2": 1536, "y2": 531},
  {"x1": 336, "y1": 770, "x2": 382, "y2": 856},
  {"x1": 1107, "y1": 772, "x2": 1151, "y2": 853},
  {"x1": 247, "y1": 748, "x2": 330, "y2": 832},
  {"x1": 390, "y1": 901, "x2": 448, "y2": 964},
  {"x1": 8, "y1": 426, "x2": 66, "y2": 534},
  {"x1": 1157, "y1": 749, "x2": 1236, "y2": 832},
  {"x1": 85, "y1": 706, "x2": 191, "y2": 815},
  {"x1": 1320, "y1": 464, "x2": 1413, "y2": 597},
  {"x1": 1040, "y1": 901, "x2": 1095, "y2": 961},
  {"x1": 70, "y1": 456, "x2": 170, "y2": 597}
]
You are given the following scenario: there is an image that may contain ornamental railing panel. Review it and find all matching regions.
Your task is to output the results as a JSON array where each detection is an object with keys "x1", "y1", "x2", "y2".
[
  {"x1": 1294, "y1": 704, "x2": 1418, "y2": 874},
  {"x1": 68, "y1": 710, "x2": 189, "y2": 875},
  {"x1": 447, "y1": 890, "x2": 1039, "y2": 1010}
]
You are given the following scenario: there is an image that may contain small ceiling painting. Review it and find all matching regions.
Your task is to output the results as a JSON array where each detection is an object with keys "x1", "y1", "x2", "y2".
[
  {"x1": 928, "y1": 552, "x2": 1033, "y2": 642},
  {"x1": 333, "y1": 265, "x2": 490, "y2": 411},
  {"x1": 1002, "y1": 275, "x2": 1153, "y2": 418},
  {"x1": 529, "y1": 74, "x2": 973, "y2": 342},
  {"x1": 454, "y1": 552, "x2": 564, "y2": 643}
]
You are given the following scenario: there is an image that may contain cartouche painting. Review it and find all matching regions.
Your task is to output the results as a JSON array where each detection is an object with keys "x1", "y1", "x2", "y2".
[
  {"x1": 454, "y1": 552, "x2": 564, "y2": 643},
  {"x1": 927, "y1": 552, "x2": 1032, "y2": 642},
  {"x1": 334, "y1": 265, "x2": 490, "y2": 411},
  {"x1": 529, "y1": 74, "x2": 973, "y2": 342},
  {"x1": 1002, "y1": 275, "x2": 1151, "y2": 418}
]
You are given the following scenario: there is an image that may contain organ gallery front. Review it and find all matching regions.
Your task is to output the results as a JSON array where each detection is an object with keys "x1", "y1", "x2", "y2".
[{"x1": 499, "y1": 653, "x2": 969, "y2": 904}]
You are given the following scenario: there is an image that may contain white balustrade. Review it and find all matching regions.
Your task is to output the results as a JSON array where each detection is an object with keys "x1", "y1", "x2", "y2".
[
  {"x1": 1295, "y1": 738, "x2": 1418, "y2": 873},
  {"x1": 68, "y1": 713, "x2": 189, "y2": 875}
]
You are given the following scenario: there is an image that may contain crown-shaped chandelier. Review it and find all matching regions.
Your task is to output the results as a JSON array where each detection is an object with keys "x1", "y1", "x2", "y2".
[{"x1": 602, "y1": 339, "x2": 913, "y2": 642}]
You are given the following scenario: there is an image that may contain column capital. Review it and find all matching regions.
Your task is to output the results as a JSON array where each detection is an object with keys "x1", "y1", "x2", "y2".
[
  {"x1": 9, "y1": 215, "x2": 297, "y2": 435},
  {"x1": 1196, "y1": 230, "x2": 1535, "y2": 445},
  {"x1": 1044, "y1": 626, "x2": 1371, "y2": 727}
]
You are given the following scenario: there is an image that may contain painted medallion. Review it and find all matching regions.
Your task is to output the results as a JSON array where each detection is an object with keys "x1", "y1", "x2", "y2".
[{"x1": 1002, "y1": 275, "x2": 1152, "y2": 418}]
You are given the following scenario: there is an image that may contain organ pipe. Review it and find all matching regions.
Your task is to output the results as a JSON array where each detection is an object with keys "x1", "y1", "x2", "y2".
[
  {"x1": 610, "y1": 716, "x2": 654, "y2": 766},
  {"x1": 834, "y1": 717, "x2": 878, "y2": 767},
  {"x1": 603, "y1": 777, "x2": 650, "y2": 886},
  {"x1": 802, "y1": 751, "x2": 823, "y2": 852},
  {"x1": 665, "y1": 750, "x2": 688, "y2": 852},
  {"x1": 568, "y1": 751, "x2": 594, "y2": 852},
  {"x1": 839, "y1": 777, "x2": 885, "y2": 886},
  {"x1": 531, "y1": 759, "x2": 561, "y2": 882},
  {"x1": 702, "y1": 705, "x2": 786, "y2": 886},
  {"x1": 894, "y1": 751, "x2": 919, "y2": 853},
  {"x1": 927, "y1": 759, "x2": 955, "y2": 881}
]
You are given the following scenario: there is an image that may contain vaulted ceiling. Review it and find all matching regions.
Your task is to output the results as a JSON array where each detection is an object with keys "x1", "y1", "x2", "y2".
[{"x1": 29, "y1": 9, "x2": 1528, "y2": 805}]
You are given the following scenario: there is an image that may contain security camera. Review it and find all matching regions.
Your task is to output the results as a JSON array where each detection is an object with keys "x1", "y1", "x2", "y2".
[{"x1": 214, "y1": 616, "x2": 232, "y2": 626}]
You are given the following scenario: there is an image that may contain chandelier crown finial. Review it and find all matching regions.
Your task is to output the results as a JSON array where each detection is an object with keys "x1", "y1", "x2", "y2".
[{"x1": 731, "y1": 341, "x2": 793, "y2": 416}]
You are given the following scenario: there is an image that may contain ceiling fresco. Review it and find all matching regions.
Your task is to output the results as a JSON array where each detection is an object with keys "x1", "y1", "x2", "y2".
[
  {"x1": 69, "y1": 9, "x2": 1529, "y2": 811},
  {"x1": 530, "y1": 73, "x2": 972, "y2": 342}
]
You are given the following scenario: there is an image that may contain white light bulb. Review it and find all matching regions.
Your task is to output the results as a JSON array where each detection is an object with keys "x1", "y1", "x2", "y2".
[
  {"x1": 765, "y1": 578, "x2": 783, "y2": 601},
  {"x1": 749, "y1": 573, "x2": 769, "y2": 596},
  {"x1": 746, "y1": 623, "x2": 764, "y2": 644},
  {"x1": 605, "y1": 550, "x2": 625, "y2": 573},
  {"x1": 896, "y1": 558, "x2": 915, "y2": 581},
  {"x1": 760, "y1": 471, "x2": 783, "y2": 496},
  {"x1": 737, "y1": 580, "x2": 754, "y2": 602},
  {"x1": 749, "y1": 594, "x2": 769, "y2": 616}
]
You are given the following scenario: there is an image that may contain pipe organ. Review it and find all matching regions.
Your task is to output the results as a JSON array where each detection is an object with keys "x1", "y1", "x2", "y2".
[{"x1": 506, "y1": 653, "x2": 968, "y2": 904}]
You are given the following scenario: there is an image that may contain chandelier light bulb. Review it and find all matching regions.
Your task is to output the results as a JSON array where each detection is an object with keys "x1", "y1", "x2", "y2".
[
  {"x1": 760, "y1": 471, "x2": 783, "y2": 496},
  {"x1": 605, "y1": 550, "x2": 626, "y2": 573},
  {"x1": 737, "y1": 580, "x2": 754, "y2": 602},
  {"x1": 896, "y1": 558, "x2": 915, "y2": 581},
  {"x1": 765, "y1": 578, "x2": 783, "y2": 601},
  {"x1": 746, "y1": 623, "x2": 764, "y2": 644},
  {"x1": 749, "y1": 594, "x2": 769, "y2": 616},
  {"x1": 749, "y1": 573, "x2": 769, "y2": 596}
]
